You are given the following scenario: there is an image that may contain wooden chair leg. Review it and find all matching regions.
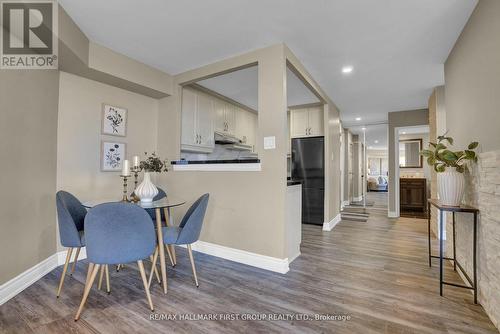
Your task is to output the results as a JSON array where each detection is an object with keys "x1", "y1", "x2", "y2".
[
  {"x1": 187, "y1": 244, "x2": 199, "y2": 287},
  {"x1": 56, "y1": 248, "x2": 73, "y2": 297},
  {"x1": 137, "y1": 260, "x2": 154, "y2": 311},
  {"x1": 149, "y1": 254, "x2": 161, "y2": 283},
  {"x1": 165, "y1": 244, "x2": 175, "y2": 266},
  {"x1": 148, "y1": 247, "x2": 159, "y2": 288},
  {"x1": 164, "y1": 208, "x2": 177, "y2": 265},
  {"x1": 70, "y1": 247, "x2": 81, "y2": 276},
  {"x1": 75, "y1": 264, "x2": 100, "y2": 321},
  {"x1": 85, "y1": 263, "x2": 95, "y2": 286},
  {"x1": 98, "y1": 265, "x2": 105, "y2": 290},
  {"x1": 105, "y1": 265, "x2": 110, "y2": 294}
]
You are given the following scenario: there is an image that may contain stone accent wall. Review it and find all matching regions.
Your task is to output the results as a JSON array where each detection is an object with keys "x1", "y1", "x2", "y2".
[{"x1": 454, "y1": 151, "x2": 500, "y2": 328}]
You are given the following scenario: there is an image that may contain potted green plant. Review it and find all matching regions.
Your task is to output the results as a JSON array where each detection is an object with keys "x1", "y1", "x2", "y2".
[
  {"x1": 135, "y1": 152, "x2": 169, "y2": 203},
  {"x1": 420, "y1": 133, "x2": 478, "y2": 206}
]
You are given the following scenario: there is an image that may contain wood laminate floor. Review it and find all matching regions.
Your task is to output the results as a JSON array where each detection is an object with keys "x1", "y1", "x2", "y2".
[{"x1": 1, "y1": 208, "x2": 498, "y2": 333}]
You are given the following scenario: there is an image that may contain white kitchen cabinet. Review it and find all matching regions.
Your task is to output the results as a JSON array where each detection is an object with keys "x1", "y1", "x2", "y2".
[
  {"x1": 215, "y1": 101, "x2": 236, "y2": 135},
  {"x1": 181, "y1": 88, "x2": 215, "y2": 153},
  {"x1": 307, "y1": 107, "x2": 324, "y2": 136},
  {"x1": 290, "y1": 106, "x2": 324, "y2": 138},
  {"x1": 224, "y1": 103, "x2": 236, "y2": 135},
  {"x1": 235, "y1": 108, "x2": 258, "y2": 150},
  {"x1": 196, "y1": 93, "x2": 215, "y2": 148},
  {"x1": 181, "y1": 88, "x2": 197, "y2": 147},
  {"x1": 214, "y1": 99, "x2": 226, "y2": 133}
]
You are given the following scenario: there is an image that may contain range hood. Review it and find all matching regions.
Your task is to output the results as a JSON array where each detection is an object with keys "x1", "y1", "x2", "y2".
[
  {"x1": 214, "y1": 131, "x2": 239, "y2": 144},
  {"x1": 214, "y1": 131, "x2": 253, "y2": 151}
]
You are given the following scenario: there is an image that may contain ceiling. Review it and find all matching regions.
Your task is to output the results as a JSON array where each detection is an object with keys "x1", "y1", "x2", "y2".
[
  {"x1": 196, "y1": 66, "x2": 319, "y2": 111},
  {"x1": 59, "y1": 0, "x2": 477, "y2": 124},
  {"x1": 350, "y1": 124, "x2": 388, "y2": 150}
]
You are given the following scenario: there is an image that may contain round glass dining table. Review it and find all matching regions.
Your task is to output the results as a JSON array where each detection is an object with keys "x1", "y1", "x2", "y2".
[{"x1": 83, "y1": 197, "x2": 186, "y2": 294}]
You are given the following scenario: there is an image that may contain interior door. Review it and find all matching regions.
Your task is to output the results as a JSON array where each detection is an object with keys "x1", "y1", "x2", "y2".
[
  {"x1": 181, "y1": 88, "x2": 197, "y2": 146},
  {"x1": 196, "y1": 93, "x2": 215, "y2": 148}
]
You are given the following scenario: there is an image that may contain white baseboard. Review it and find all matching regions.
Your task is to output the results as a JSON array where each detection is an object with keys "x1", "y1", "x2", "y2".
[
  {"x1": 0, "y1": 248, "x2": 89, "y2": 306},
  {"x1": 323, "y1": 213, "x2": 342, "y2": 231},
  {"x1": 0, "y1": 254, "x2": 58, "y2": 306},
  {"x1": 288, "y1": 251, "x2": 301, "y2": 264},
  {"x1": 388, "y1": 211, "x2": 399, "y2": 218},
  {"x1": 188, "y1": 241, "x2": 289, "y2": 274},
  {"x1": 353, "y1": 196, "x2": 363, "y2": 202}
]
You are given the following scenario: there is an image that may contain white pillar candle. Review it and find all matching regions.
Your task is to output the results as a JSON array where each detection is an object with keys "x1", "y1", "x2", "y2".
[
  {"x1": 133, "y1": 155, "x2": 140, "y2": 168},
  {"x1": 122, "y1": 159, "x2": 130, "y2": 176}
]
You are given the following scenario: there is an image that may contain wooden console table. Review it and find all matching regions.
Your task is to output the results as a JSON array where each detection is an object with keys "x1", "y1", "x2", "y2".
[{"x1": 427, "y1": 199, "x2": 479, "y2": 304}]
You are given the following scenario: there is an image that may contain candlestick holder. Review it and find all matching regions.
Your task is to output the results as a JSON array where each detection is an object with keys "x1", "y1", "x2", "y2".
[
  {"x1": 120, "y1": 175, "x2": 130, "y2": 202},
  {"x1": 130, "y1": 166, "x2": 141, "y2": 202}
]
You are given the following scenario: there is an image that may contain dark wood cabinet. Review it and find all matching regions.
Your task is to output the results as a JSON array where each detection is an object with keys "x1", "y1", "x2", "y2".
[{"x1": 400, "y1": 178, "x2": 427, "y2": 212}]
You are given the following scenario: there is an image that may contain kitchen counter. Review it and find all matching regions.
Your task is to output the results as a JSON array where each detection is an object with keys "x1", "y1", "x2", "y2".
[
  {"x1": 287, "y1": 180, "x2": 301, "y2": 186},
  {"x1": 171, "y1": 159, "x2": 261, "y2": 172},
  {"x1": 171, "y1": 159, "x2": 260, "y2": 165}
]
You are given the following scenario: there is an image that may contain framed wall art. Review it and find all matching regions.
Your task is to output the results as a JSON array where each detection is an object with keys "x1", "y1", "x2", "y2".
[
  {"x1": 102, "y1": 103, "x2": 127, "y2": 136},
  {"x1": 101, "y1": 141, "x2": 127, "y2": 172}
]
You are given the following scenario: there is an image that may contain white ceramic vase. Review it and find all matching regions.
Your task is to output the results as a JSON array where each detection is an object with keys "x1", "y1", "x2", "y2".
[
  {"x1": 135, "y1": 172, "x2": 158, "y2": 203},
  {"x1": 437, "y1": 167, "x2": 465, "y2": 206}
]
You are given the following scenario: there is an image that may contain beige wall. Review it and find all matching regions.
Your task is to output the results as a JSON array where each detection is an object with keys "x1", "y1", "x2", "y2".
[
  {"x1": 444, "y1": 0, "x2": 500, "y2": 152},
  {"x1": 57, "y1": 72, "x2": 159, "y2": 248},
  {"x1": 0, "y1": 71, "x2": 59, "y2": 284},
  {"x1": 442, "y1": 0, "x2": 500, "y2": 328},
  {"x1": 157, "y1": 45, "x2": 289, "y2": 259},
  {"x1": 388, "y1": 109, "x2": 429, "y2": 214}
]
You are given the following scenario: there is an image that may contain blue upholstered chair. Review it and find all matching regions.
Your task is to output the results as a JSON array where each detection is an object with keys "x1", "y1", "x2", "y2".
[
  {"x1": 75, "y1": 203, "x2": 156, "y2": 320},
  {"x1": 152, "y1": 194, "x2": 209, "y2": 287},
  {"x1": 55, "y1": 191, "x2": 87, "y2": 297}
]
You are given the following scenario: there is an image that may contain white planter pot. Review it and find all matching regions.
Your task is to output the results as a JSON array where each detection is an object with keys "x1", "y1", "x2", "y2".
[
  {"x1": 135, "y1": 172, "x2": 158, "y2": 203},
  {"x1": 437, "y1": 167, "x2": 465, "y2": 206}
]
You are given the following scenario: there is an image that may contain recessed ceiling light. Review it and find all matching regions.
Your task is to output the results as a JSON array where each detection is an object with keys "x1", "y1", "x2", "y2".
[
  {"x1": 368, "y1": 146, "x2": 373, "y2": 149},
  {"x1": 402, "y1": 131, "x2": 407, "y2": 135},
  {"x1": 342, "y1": 66, "x2": 353, "y2": 74},
  {"x1": 355, "y1": 117, "x2": 361, "y2": 121},
  {"x1": 361, "y1": 127, "x2": 367, "y2": 131},
  {"x1": 374, "y1": 140, "x2": 379, "y2": 143}
]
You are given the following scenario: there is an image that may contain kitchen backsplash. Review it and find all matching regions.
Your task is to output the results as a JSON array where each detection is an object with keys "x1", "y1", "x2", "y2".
[{"x1": 181, "y1": 144, "x2": 257, "y2": 161}]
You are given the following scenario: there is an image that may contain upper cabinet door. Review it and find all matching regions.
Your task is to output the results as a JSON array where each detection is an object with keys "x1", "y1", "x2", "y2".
[
  {"x1": 196, "y1": 93, "x2": 215, "y2": 148},
  {"x1": 214, "y1": 99, "x2": 226, "y2": 133},
  {"x1": 181, "y1": 88, "x2": 197, "y2": 146},
  {"x1": 290, "y1": 108, "x2": 308, "y2": 137},
  {"x1": 307, "y1": 107, "x2": 324, "y2": 136},
  {"x1": 224, "y1": 103, "x2": 236, "y2": 135},
  {"x1": 235, "y1": 108, "x2": 257, "y2": 148}
]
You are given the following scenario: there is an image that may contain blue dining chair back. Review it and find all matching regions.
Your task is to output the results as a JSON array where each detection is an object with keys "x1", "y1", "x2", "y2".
[
  {"x1": 55, "y1": 190, "x2": 87, "y2": 297},
  {"x1": 176, "y1": 193, "x2": 209, "y2": 245},
  {"x1": 76, "y1": 202, "x2": 156, "y2": 320},
  {"x1": 84, "y1": 202, "x2": 156, "y2": 265},
  {"x1": 56, "y1": 191, "x2": 86, "y2": 248}
]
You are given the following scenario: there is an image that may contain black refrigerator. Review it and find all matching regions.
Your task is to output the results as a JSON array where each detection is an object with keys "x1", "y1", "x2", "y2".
[{"x1": 291, "y1": 137, "x2": 325, "y2": 225}]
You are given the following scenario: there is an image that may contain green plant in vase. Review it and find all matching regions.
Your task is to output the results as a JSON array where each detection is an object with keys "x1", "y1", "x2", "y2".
[
  {"x1": 136, "y1": 152, "x2": 169, "y2": 203},
  {"x1": 420, "y1": 133, "x2": 479, "y2": 206}
]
